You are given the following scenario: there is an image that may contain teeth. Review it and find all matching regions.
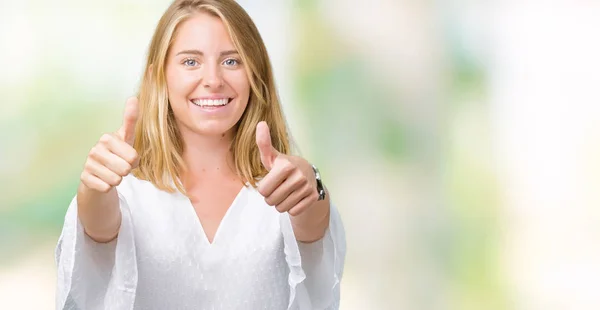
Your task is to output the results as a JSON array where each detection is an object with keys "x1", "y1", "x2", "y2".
[{"x1": 192, "y1": 99, "x2": 229, "y2": 106}]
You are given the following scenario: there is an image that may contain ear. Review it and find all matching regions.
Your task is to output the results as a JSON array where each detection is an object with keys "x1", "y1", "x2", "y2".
[{"x1": 147, "y1": 64, "x2": 154, "y2": 79}]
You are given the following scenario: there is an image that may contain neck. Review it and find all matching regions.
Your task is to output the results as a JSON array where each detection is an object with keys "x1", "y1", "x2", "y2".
[{"x1": 179, "y1": 129, "x2": 238, "y2": 186}]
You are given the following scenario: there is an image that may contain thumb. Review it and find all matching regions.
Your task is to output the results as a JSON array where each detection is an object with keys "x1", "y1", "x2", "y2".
[
  {"x1": 256, "y1": 121, "x2": 279, "y2": 170},
  {"x1": 117, "y1": 97, "x2": 139, "y2": 145}
]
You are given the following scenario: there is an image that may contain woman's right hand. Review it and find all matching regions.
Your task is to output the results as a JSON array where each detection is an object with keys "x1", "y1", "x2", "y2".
[{"x1": 80, "y1": 97, "x2": 140, "y2": 193}]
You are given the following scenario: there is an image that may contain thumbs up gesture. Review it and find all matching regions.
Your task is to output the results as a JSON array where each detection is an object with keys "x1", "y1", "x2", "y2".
[
  {"x1": 256, "y1": 121, "x2": 319, "y2": 216},
  {"x1": 80, "y1": 97, "x2": 140, "y2": 193}
]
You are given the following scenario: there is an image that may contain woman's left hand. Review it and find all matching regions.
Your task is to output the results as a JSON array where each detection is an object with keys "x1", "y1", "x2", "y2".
[{"x1": 255, "y1": 121, "x2": 319, "y2": 216}]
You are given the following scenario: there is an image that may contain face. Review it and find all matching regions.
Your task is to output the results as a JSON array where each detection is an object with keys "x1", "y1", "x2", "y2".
[{"x1": 165, "y1": 12, "x2": 250, "y2": 139}]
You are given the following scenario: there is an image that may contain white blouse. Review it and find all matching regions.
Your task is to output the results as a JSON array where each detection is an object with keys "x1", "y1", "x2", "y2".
[{"x1": 55, "y1": 174, "x2": 346, "y2": 310}]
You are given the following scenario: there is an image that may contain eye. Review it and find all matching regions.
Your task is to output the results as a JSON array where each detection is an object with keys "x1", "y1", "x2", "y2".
[
  {"x1": 223, "y1": 58, "x2": 240, "y2": 66},
  {"x1": 183, "y1": 58, "x2": 198, "y2": 67}
]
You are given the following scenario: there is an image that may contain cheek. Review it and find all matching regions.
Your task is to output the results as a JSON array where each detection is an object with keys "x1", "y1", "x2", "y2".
[
  {"x1": 230, "y1": 72, "x2": 250, "y2": 100},
  {"x1": 166, "y1": 67, "x2": 198, "y2": 97}
]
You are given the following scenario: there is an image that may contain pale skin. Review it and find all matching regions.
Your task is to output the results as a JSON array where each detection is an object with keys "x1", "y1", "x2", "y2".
[{"x1": 78, "y1": 12, "x2": 330, "y2": 244}]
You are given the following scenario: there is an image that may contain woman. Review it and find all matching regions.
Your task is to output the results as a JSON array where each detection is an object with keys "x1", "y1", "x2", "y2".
[{"x1": 55, "y1": 0, "x2": 345, "y2": 309}]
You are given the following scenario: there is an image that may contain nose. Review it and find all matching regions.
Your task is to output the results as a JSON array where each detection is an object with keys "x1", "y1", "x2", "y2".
[{"x1": 201, "y1": 62, "x2": 223, "y2": 89}]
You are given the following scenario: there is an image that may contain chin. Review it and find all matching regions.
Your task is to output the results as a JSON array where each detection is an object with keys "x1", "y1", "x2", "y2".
[{"x1": 193, "y1": 120, "x2": 238, "y2": 137}]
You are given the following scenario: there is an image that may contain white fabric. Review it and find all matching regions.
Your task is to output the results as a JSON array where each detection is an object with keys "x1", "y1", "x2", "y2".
[{"x1": 55, "y1": 174, "x2": 346, "y2": 310}]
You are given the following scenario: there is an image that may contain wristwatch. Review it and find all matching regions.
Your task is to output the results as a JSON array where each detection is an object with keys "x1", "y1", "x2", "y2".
[{"x1": 311, "y1": 164, "x2": 326, "y2": 201}]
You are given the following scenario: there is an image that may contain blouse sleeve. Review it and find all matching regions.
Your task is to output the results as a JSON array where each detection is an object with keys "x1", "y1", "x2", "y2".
[
  {"x1": 55, "y1": 177, "x2": 139, "y2": 310},
  {"x1": 279, "y1": 202, "x2": 347, "y2": 310}
]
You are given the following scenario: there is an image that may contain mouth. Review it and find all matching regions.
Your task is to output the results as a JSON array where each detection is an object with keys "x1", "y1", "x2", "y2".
[{"x1": 190, "y1": 98, "x2": 233, "y2": 109}]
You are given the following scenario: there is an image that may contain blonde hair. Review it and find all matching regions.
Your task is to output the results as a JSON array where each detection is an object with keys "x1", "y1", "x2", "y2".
[{"x1": 132, "y1": 0, "x2": 290, "y2": 194}]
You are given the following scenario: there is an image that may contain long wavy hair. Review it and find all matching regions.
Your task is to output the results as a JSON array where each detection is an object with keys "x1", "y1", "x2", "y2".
[{"x1": 132, "y1": 0, "x2": 290, "y2": 194}]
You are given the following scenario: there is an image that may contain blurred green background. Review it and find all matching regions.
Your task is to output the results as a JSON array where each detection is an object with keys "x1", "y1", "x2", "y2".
[{"x1": 2, "y1": 1, "x2": 600, "y2": 309}]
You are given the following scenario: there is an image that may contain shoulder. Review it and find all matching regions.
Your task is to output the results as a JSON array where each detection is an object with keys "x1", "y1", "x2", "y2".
[
  {"x1": 116, "y1": 174, "x2": 154, "y2": 196},
  {"x1": 241, "y1": 184, "x2": 288, "y2": 226},
  {"x1": 243, "y1": 184, "x2": 270, "y2": 208},
  {"x1": 115, "y1": 174, "x2": 175, "y2": 210}
]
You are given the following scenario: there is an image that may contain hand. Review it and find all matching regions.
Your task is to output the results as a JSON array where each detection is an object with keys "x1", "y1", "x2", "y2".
[
  {"x1": 80, "y1": 97, "x2": 140, "y2": 193},
  {"x1": 256, "y1": 121, "x2": 319, "y2": 216}
]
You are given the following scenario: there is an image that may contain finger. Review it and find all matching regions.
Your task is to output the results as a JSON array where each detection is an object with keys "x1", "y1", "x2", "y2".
[
  {"x1": 99, "y1": 133, "x2": 139, "y2": 166},
  {"x1": 80, "y1": 171, "x2": 112, "y2": 193},
  {"x1": 117, "y1": 97, "x2": 139, "y2": 145},
  {"x1": 274, "y1": 185, "x2": 308, "y2": 214},
  {"x1": 89, "y1": 144, "x2": 134, "y2": 176},
  {"x1": 85, "y1": 159, "x2": 123, "y2": 187},
  {"x1": 255, "y1": 121, "x2": 278, "y2": 171},
  {"x1": 265, "y1": 170, "x2": 307, "y2": 207},
  {"x1": 288, "y1": 191, "x2": 319, "y2": 216},
  {"x1": 258, "y1": 158, "x2": 295, "y2": 198}
]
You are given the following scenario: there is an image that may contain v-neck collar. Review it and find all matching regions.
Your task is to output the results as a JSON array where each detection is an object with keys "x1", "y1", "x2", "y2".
[{"x1": 177, "y1": 185, "x2": 247, "y2": 247}]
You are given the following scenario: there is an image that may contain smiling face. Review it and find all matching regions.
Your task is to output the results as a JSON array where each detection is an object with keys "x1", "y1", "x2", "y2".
[{"x1": 165, "y1": 11, "x2": 250, "y2": 139}]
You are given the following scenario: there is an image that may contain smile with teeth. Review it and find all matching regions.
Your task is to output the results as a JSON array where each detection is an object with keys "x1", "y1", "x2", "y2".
[{"x1": 191, "y1": 98, "x2": 232, "y2": 107}]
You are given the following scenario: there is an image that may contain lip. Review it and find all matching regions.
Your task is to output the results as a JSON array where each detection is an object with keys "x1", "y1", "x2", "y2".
[{"x1": 190, "y1": 95, "x2": 232, "y2": 100}]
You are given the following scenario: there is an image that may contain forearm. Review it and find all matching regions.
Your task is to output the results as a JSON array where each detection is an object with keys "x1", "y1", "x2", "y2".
[
  {"x1": 291, "y1": 187, "x2": 331, "y2": 243},
  {"x1": 77, "y1": 182, "x2": 122, "y2": 243}
]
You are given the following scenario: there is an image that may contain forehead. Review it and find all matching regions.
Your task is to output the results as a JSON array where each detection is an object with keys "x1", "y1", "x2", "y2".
[{"x1": 171, "y1": 12, "x2": 235, "y2": 53}]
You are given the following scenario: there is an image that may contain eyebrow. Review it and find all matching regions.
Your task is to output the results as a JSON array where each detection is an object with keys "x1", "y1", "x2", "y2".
[{"x1": 175, "y1": 49, "x2": 239, "y2": 56}]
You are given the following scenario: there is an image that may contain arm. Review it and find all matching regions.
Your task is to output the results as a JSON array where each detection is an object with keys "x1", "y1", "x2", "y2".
[
  {"x1": 290, "y1": 187, "x2": 330, "y2": 243},
  {"x1": 255, "y1": 121, "x2": 332, "y2": 242},
  {"x1": 78, "y1": 97, "x2": 139, "y2": 243},
  {"x1": 77, "y1": 185, "x2": 121, "y2": 243}
]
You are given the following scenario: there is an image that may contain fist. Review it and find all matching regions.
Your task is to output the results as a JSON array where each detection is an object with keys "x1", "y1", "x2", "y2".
[
  {"x1": 256, "y1": 121, "x2": 319, "y2": 216},
  {"x1": 80, "y1": 97, "x2": 140, "y2": 193}
]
